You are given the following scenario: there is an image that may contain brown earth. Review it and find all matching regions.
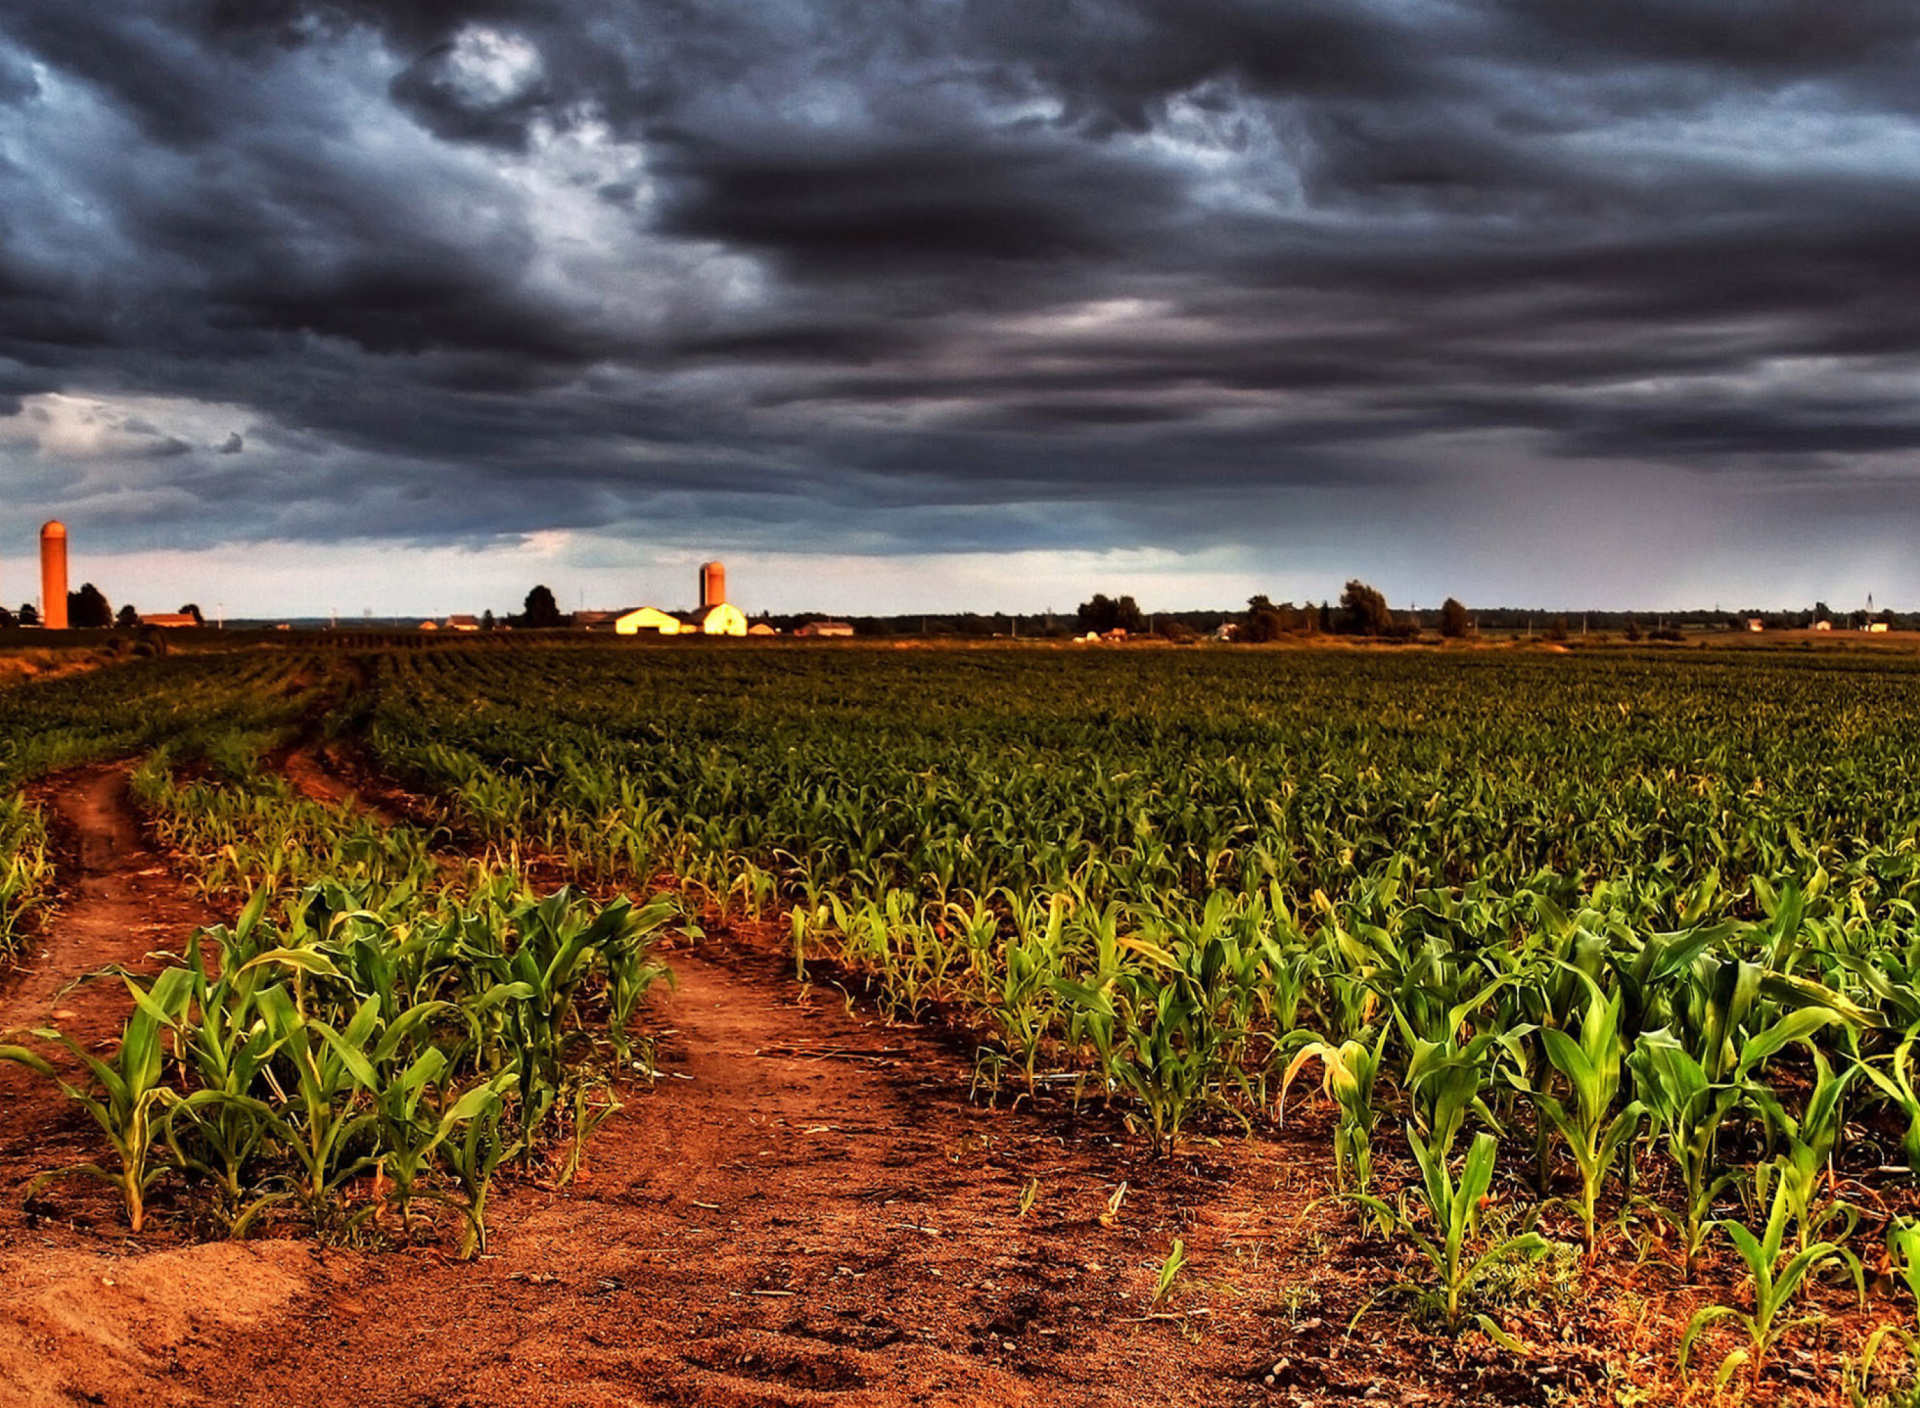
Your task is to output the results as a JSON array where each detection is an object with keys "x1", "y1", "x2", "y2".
[{"x1": 0, "y1": 761, "x2": 1834, "y2": 1407}]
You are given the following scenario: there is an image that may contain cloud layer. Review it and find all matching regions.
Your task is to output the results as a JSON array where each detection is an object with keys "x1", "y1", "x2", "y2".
[{"x1": 4, "y1": 0, "x2": 1920, "y2": 609}]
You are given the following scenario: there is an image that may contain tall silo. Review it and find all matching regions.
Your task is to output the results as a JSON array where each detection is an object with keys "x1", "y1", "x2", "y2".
[
  {"x1": 700, "y1": 561, "x2": 726, "y2": 610},
  {"x1": 40, "y1": 521, "x2": 68, "y2": 630}
]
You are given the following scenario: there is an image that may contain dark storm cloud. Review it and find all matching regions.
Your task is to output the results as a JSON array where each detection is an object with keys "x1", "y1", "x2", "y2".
[{"x1": 4, "y1": 0, "x2": 1920, "y2": 565}]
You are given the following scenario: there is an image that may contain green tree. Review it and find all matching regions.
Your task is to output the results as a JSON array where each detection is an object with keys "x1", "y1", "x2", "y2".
[
  {"x1": 1338, "y1": 580, "x2": 1392, "y2": 636},
  {"x1": 522, "y1": 585, "x2": 564, "y2": 629},
  {"x1": 1438, "y1": 597, "x2": 1470, "y2": 639},
  {"x1": 1243, "y1": 595, "x2": 1303, "y2": 642},
  {"x1": 1076, "y1": 594, "x2": 1145, "y2": 634},
  {"x1": 115, "y1": 604, "x2": 140, "y2": 629},
  {"x1": 68, "y1": 583, "x2": 112, "y2": 629}
]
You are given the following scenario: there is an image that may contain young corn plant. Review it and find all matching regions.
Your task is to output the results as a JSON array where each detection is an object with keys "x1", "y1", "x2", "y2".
[
  {"x1": 1678, "y1": 1167, "x2": 1865, "y2": 1390},
  {"x1": 1630, "y1": 1006, "x2": 1837, "y2": 1277},
  {"x1": 1768, "y1": 1050, "x2": 1859, "y2": 1253},
  {"x1": 1521, "y1": 971, "x2": 1643, "y2": 1259},
  {"x1": 436, "y1": 1068, "x2": 520, "y2": 1257},
  {"x1": 1892, "y1": 1218, "x2": 1920, "y2": 1328},
  {"x1": 1280, "y1": 1027, "x2": 1389, "y2": 1202},
  {"x1": 2, "y1": 967, "x2": 197, "y2": 1232},
  {"x1": 1352, "y1": 1128, "x2": 1548, "y2": 1334}
]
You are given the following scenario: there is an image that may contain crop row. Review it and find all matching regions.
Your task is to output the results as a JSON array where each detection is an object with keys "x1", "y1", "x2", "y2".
[
  {"x1": 362, "y1": 643, "x2": 1920, "y2": 1388},
  {"x1": 0, "y1": 667, "x2": 681, "y2": 1253}
]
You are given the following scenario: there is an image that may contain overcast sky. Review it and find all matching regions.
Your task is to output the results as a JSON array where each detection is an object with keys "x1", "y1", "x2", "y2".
[{"x1": 4, "y1": 2, "x2": 1919, "y2": 617}]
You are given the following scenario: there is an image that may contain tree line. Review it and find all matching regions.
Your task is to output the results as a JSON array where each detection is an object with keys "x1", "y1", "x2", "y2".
[{"x1": 0, "y1": 586, "x2": 205, "y2": 631}]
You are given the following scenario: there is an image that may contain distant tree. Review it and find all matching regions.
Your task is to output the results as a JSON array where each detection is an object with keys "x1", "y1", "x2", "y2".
[
  {"x1": 1623, "y1": 615, "x2": 1642, "y2": 642},
  {"x1": 115, "y1": 604, "x2": 140, "y2": 629},
  {"x1": 1438, "y1": 597, "x2": 1470, "y2": 639},
  {"x1": 19, "y1": 603, "x2": 39, "y2": 627},
  {"x1": 0, "y1": 606, "x2": 13, "y2": 629},
  {"x1": 481, "y1": 609, "x2": 496, "y2": 632},
  {"x1": 1243, "y1": 595, "x2": 1304, "y2": 642},
  {"x1": 1076, "y1": 593, "x2": 1145, "y2": 634},
  {"x1": 68, "y1": 583, "x2": 112, "y2": 629},
  {"x1": 521, "y1": 585, "x2": 563, "y2": 629},
  {"x1": 179, "y1": 603, "x2": 205, "y2": 626},
  {"x1": 1337, "y1": 580, "x2": 1393, "y2": 636},
  {"x1": 1814, "y1": 601, "x2": 1831, "y2": 625},
  {"x1": 1546, "y1": 615, "x2": 1570, "y2": 642}
]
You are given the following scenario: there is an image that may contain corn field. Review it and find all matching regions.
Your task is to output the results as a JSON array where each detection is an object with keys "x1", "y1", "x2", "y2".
[
  {"x1": 8, "y1": 639, "x2": 1920, "y2": 1395},
  {"x1": 359, "y1": 641, "x2": 1920, "y2": 1395},
  {"x1": 0, "y1": 649, "x2": 680, "y2": 1253}
]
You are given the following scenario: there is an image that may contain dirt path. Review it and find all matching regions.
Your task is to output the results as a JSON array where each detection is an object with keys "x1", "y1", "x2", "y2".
[
  {"x1": 0, "y1": 761, "x2": 1539, "y2": 1408},
  {"x1": 180, "y1": 939, "x2": 1343, "y2": 1408},
  {"x1": 0, "y1": 766, "x2": 312, "y2": 1408},
  {"x1": 0, "y1": 763, "x2": 215, "y2": 1133}
]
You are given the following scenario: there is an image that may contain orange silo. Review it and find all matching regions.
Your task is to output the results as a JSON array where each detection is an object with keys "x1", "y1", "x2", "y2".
[
  {"x1": 699, "y1": 560, "x2": 726, "y2": 609},
  {"x1": 40, "y1": 521, "x2": 68, "y2": 630}
]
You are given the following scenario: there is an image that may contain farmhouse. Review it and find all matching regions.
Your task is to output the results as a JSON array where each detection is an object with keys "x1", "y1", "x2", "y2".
[
  {"x1": 794, "y1": 620, "x2": 854, "y2": 638},
  {"x1": 445, "y1": 614, "x2": 480, "y2": 632},
  {"x1": 139, "y1": 613, "x2": 200, "y2": 629}
]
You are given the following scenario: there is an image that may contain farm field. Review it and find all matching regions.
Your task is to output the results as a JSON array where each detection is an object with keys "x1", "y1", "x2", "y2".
[{"x1": 5, "y1": 639, "x2": 1920, "y2": 1405}]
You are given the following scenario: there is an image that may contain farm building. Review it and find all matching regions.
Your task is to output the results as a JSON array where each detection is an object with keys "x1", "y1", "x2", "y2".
[
  {"x1": 140, "y1": 613, "x2": 199, "y2": 629},
  {"x1": 445, "y1": 615, "x2": 480, "y2": 632},
  {"x1": 795, "y1": 620, "x2": 854, "y2": 638},
  {"x1": 614, "y1": 607, "x2": 685, "y2": 636},
  {"x1": 573, "y1": 610, "x2": 626, "y2": 632},
  {"x1": 1746, "y1": 618, "x2": 1763, "y2": 632},
  {"x1": 1814, "y1": 620, "x2": 1834, "y2": 632},
  {"x1": 679, "y1": 603, "x2": 748, "y2": 637},
  {"x1": 748, "y1": 622, "x2": 778, "y2": 636}
]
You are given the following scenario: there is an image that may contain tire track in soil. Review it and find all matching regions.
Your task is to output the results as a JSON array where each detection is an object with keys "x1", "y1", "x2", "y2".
[
  {"x1": 0, "y1": 764, "x2": 313, "y2": 1408},
  {"x1": 0, "y1": 764, "x2": 209, "y2": 1143}
]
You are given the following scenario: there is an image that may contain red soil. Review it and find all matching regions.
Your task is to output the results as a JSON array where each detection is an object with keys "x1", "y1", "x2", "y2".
[{"x1": 0, "y1": 760, "x2": 1821, "y2": 1407}]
